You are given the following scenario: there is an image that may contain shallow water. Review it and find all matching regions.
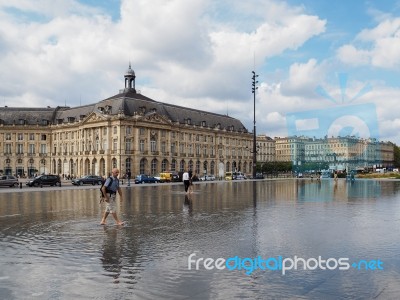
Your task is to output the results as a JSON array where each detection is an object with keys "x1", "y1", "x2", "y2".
[{"x1": 1, "y1": 179, "x2": 400, "y2": 299}]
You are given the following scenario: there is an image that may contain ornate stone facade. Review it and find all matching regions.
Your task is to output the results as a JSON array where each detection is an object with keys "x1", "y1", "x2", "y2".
[{"x1": 0, "y1": 65, "x2": 254, "y2": 178}]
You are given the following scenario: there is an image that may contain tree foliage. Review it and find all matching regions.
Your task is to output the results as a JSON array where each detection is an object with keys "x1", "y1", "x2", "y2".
[
  {"x1": 261, "y1": 161, "x2": 293, "y2": 173},
  {"x1": 394, "y1": 144, "x2": 400, "y2": 168}
]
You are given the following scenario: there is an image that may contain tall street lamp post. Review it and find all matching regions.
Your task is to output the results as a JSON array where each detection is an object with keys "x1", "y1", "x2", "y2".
[{"x1": 252, "y1": 71, "x2": 258, "y2": 179}]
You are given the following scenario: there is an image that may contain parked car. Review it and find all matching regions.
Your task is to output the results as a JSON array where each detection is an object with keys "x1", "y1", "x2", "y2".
[
  {"x1": 72, "y1": 175, "x2": 104, "y2": 186},
  {"x1": 171, "y1": 172, "x2": 180, "y2": 182},
  {"x1": 235, "y1": 174, "x2": 246, "y2": 180},
  {"x1": 0, "y1": 175, "x2": 19, "y2": 187},
  {"x1": 135, "y1": 174, "x2": 160, "y2": 184},
  {"x1": 26, "y1": 175, "x2": 61, "y2": 187},
  {"x1": 225, "y1": 172, "x2": 233, "y2": 180},
  {"x1": 200, "y1": 175, "x2": 216, "y2": 181},
  {"x1": 255, "y1": 173, "x2": 264, "y2": 179},
  {"x1": 160, "y1": 172, "x2": 173, "y2": 183}
]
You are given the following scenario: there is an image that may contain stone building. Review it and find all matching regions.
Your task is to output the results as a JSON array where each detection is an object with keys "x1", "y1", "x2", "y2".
[
  {"x1": 0, "y1": 65, "x2": 254, "y2": 178},
  {"x1": 256, "y1": 135, "x2": 275, "y2": 162},
  {"x1": 275, "y1": 135, "x2": 393, "y2": 171}
]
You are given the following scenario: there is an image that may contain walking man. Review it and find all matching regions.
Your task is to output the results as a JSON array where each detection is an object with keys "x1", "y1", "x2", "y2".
[
  {"x1": 100, "y1": 168, "x2": 124, "y2": 225},
  {"x1": 183, "y1": 169, "x2": 190, "y2": 194},
  {"x1": 126, "y1": 169, "x2": 132, "y2": 186}
]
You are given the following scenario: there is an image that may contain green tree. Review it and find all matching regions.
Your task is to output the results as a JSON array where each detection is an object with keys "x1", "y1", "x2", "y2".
[{"x1": 394, "y1": 144, "x2": 400, "y2": 168}]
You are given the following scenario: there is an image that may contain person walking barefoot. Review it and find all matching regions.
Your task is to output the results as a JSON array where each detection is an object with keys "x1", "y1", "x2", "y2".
[
  {"x1": 183, "y1": 169, "x2": 190, "y2": 194},
  {"x1": 100, "y1": 168, "x2": 124, "y2": 226}
]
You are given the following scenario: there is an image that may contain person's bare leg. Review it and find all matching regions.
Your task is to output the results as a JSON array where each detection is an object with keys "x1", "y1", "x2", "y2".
[
  {"x1": 100, "y1": 212, "x2": 109, "y2": 225},
  {"x1": 112, "y1": 212, "x2": 124, "y2": 225}
]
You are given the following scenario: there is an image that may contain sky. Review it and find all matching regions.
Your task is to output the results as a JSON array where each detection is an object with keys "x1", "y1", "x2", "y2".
[{"x1": 0, "y1": 0, "x2": 400, "y2": 144}]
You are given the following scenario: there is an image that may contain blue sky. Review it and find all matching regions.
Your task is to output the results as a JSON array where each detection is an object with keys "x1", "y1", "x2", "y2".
[{"x1": 0, "y1": 0, "x2": 399, "y2": 143}]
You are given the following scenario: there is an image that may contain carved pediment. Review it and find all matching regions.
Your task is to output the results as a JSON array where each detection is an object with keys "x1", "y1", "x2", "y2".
[
  {"x1": 81, "y1": 112, "x2": 108, "y2": 124},
  {"x1": 138, "y1": 112, "x2": 171, "y2": 125}
]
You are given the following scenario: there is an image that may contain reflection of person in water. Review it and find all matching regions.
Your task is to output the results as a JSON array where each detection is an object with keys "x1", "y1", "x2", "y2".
[
  {"x1": 183, "y1": 194, "x2": 193, "y2": 215},
  {"x1": 101, "y1": 226, "x2": 124, "y2": 283}
]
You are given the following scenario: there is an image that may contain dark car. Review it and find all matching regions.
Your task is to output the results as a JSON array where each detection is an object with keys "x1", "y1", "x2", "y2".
[
  {"x1": 26, "y1": 175, "x2": 61, "y2": 187},
  {"x1": 72, "y1": 175, "x2": 104, "y2": 186},
  {"x1": 0, "y1": 175, "x2": 19, "y2": 187},
  {"x1": 255, "y1": 173, "x2": 264, "y2": 179},
  {"x1": 171, "y1": 172, "x2": 181, "y2": 182},
  {"x1": 135, "y1": 174, "x2": 160, "y2": 184}
]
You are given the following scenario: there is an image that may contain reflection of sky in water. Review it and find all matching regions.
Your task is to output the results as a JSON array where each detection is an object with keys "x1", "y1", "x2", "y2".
[{"x1": 1, "y1": 180, "x2": 400, "y2": 299}]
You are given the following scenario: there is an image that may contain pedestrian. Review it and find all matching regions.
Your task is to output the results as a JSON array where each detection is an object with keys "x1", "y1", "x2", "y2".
[
  {"x1": 183, "y1": 169, "x2": 190, "y2": 193},
  {"x1": 189, "y1": 171, "x2": 196, "y2": 194},
  {"x1": 100, "y1": 168, "x2": 124, "y2": 226},
  {"x1": 126, "y1": 169, "x2": 132, "y2": 186}
]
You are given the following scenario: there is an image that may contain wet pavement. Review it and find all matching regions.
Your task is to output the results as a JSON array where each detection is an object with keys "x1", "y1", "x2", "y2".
[{"x1": 1, "y1": 179, "x2": 400, "y2": 299}]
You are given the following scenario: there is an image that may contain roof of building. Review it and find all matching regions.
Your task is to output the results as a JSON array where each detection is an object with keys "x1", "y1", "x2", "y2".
[
  {"x1": 0, "y1": 106, "x2": 67, "y2": 126},
  {"x1": 0, "y1": 66, "x2": 249, "y2": 133}
]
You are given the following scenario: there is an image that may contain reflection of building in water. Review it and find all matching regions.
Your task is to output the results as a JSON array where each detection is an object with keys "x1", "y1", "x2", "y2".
[
  {"x1": 296, "y1": 180, "x2": 347, "y2": 202},
  {"x1": 2, "y1": 189, "x2": 103, "y2": 218},
  {"x1": 346, "y1": 180, "x2": 381, "y2": 200},
  {"x1": 294, "y1": 180, "x2": 382, "y2": 202},
  {"x1": 273, "y1": 180, "x2": 298, "y2": 201}
]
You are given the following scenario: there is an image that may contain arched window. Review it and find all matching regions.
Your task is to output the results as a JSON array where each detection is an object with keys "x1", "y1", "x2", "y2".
[
  {"x1": 140, "y1": 158, "x2": 147, "y2": 174},
  {"x1": 188, "y1": 160, "x2": 193, "y2": 171},
  {"x1": 161, "y1": 159, "x2": 168, "y2": 172},
  {"x1": 151, "y1": 159, "x2": 157, "y2": 175},
  {"x1": 171, "y1": 159, "x2": 176, "y2": 172},
  {"x1": 180, "y1": 160, "x2": 185, "y2": 172},
  {"x1": 203, "y1": 161, "x2": 208, "y2": 174},
  {"x1": 210, "y1": 161, "x2": 215, "y2": 175},
  {"x1": 126, "y1": 158, "x2": 131, "y2": 171}
]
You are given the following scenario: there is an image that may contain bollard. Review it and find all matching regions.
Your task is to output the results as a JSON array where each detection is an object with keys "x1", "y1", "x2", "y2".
[
  {"x1": 20, "y1": 182, "x2": 22, "y2": 189},
  {"x1": 41, "y1": 184, "x2": 43, "y2": 188}
]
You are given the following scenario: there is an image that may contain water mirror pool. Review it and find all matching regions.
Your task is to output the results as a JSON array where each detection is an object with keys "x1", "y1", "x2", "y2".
[{"x1": 1, "y1": 179, "x2": 400, "y2": 299}]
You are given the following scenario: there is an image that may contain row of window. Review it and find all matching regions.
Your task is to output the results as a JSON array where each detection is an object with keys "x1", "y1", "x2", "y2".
[
  {"x1": 3, "y1": 142, "x2": 250, "y2": 157},
  {"x1": 52, "y1": 127, "x2": 250, "y2": 146},
  {"x1": 3, "y1": 144, "x2": 47, "y2": 154},
  {"x1": 3, "y1": 133, "x2": 47, "y2": 141}
]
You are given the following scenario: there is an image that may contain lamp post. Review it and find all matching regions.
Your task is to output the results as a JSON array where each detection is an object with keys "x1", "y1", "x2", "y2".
[{"x1": 252, "y1": 71, "x2": 259, "y2": 179}]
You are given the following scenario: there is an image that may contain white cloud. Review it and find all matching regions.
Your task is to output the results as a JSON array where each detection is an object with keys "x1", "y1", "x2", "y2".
[
  {"x1": 2, "y1": 0, "x2": 400, "y2": 145},
  {"x1": 337, "y1": 18, "x2": 400, "y2": 69},
  {"x1": 280, "y1": 58, "x2": 326, "y2": 97},
  {"x1": 0, "y1": 0, "x2": 327, "y2": 107},
  {"x1": 336, "y1": 45, "x2": 370, "y2": 66}
]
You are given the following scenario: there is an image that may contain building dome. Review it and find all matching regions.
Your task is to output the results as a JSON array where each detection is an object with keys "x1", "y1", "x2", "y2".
[
  {"x1": 125, "y1": 63, "x2": 135, "y2": 76},
  {"x1": 124, "y1": 63, "x2": 136, "y2": 91}
]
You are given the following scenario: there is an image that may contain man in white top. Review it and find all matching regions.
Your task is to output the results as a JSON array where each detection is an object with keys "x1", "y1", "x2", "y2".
[{"x1": 182, "y1": 169, "x2": 190, "y2": 193}]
